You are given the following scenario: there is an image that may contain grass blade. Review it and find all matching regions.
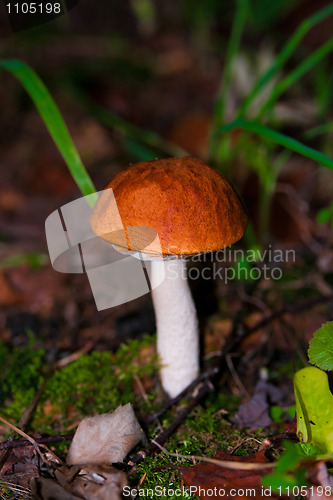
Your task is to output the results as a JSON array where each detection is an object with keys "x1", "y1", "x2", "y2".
[
  {"x1": 304, "y1": 122, "x2": 333, "y2": 140},
  {"x1": 209, "y1": 0, "x2": 248, "y2": 161},
  {"x1": 236, "y1": 3, "x2": 333, "y2": 118},
  {"x1": 256, "y1": 37, "x2": 333, "y2": 120},
  {"x1": 216, "y1": 118, "x2": 333, "y2": 170},
  {"x1": 0, "y1": 59, "x2": 96, "y2": 203}
]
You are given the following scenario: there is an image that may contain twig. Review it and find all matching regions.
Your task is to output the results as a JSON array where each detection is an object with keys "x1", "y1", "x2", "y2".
[
  {"x1": 151, "y1": 440, "x2": 275, "y2": 471},
  {"x1": 246, "y1": 293, "x2": 333, "y2": 335},
  {"x1": 142, "y1": 365, "x2": 220, "y2": 425},
  {"x1": 130, "y1": 381, "x2": 214, "y2": 464},
  {"x1": 0, "y1": 366, "x2": 55, "y2": 471},
  {"x1": 0, "y1": 415, "x2": 64, "y2": 466},
  {"x1": 225, "y1": 354, "x2": 251, "y2": 399},
  {"x1": 53, "y1": 341, "x2": 94, "y2": 368},
  {"x1": 267, "y1": 432, "x2": 298, "y2": 448},
  {"x1": 0, "y1": 433, "x2": 74, "y2": 451}
]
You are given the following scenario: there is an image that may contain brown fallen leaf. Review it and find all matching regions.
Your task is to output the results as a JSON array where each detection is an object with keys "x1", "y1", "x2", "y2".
[
  {"x1": 67, "y1": 403, "x2": 145, "y2": 465},
  {"x1": 179, "y1": 450, "x2": 282, "y2": 500},
  {"x1": 0, "y1": 445, "x2": 39, "y2": 489}
]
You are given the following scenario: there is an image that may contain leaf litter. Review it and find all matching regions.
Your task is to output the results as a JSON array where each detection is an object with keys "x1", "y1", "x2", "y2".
[{"x1": 0, "y1": 404, "x2": 145, "y2": 500}]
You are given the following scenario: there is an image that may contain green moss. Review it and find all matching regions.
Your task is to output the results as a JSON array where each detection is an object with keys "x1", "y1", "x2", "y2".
[
  {"x1": 0, "y1": 335, "x2": 159, "y2": 434},
  {"x1": 33, "y1": 335, "x2": 159, "y2": 434},
  {"x1": 0, "y1": 339, "x2": 45, "y2": 422}
]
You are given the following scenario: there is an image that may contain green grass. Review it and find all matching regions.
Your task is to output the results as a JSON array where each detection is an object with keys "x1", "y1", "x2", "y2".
[
  {"x1": 235, "y1": 3, "x2": 333, "y2": 119},
  {"x1": 216, "y1": 118, "x2": 333, "y2": 171}
]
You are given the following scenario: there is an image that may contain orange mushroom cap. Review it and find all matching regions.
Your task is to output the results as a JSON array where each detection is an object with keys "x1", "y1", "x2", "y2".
[{"x1": 91, "y1": 157, "x2": 248, "y2": 256}]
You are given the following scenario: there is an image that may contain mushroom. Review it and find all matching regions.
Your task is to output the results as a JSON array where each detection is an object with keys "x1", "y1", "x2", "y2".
[{"x1": 91, "y1": 157, "x2": 247, "y2": 398}]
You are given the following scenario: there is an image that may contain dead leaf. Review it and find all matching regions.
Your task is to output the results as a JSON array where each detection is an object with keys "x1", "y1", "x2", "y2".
[
  {"x1": 0, "y1": 186, "x2": 25, "y2": 212},
  {"x1": 179, "y1": 450, "x2": 280, "y2": 500},
  {"x1": 0, "y1": 445, "x2": 39, "y2": 489},
  {"x1": 67, "y1": 404, "x2": 145, "y2": 465},
  {"x1": 232, "y1": 380, "x2": 291, "y2": 428}
]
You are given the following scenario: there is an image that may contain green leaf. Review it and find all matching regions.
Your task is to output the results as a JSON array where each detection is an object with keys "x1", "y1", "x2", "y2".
[
  {"x1": 316, "y1": 203, "x2": 333, "y2": 228},
  {"x1": 308, "y1": 322, "x2": 333, "y2": 370},
  {"x1": 256, "y1": 37, "x2": 333, "y2": 120},
  {"x1": 270, "y1": 405, "x2": 284, "y2": 422},
  {"x1": 296, "y1": 442, "x2": 323, "y2": 457},
  {"x1": 287, "y1": 404, "x2": 296, "y2": 419},
  {"x1": 275, "y1": 441, "x2": 301, "y2": 473},
  {"x1": 0, "y1": 59, "x2": 96, "y2": 204},
  {"x1": 262, "y1": 441, "x2": 305, "y2": 492},
  {"x1": 317, "y1": 207, "x2": 331, "y2": 224},
  {"x1": 294, "y1": 366, "x2": 333, "y2": 453},
  {"x1": 262, "y1": 472, "x2": 298, "y2": 492}
]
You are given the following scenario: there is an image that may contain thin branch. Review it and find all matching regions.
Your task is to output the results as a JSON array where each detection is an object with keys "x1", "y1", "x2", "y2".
[
  {"x1": 0, "y1": 433, "x2": 73, "y2": 451},
  {"x1": 130, "y1": 381, "x2": 214, "y2": 464},
  {"x1": 0, "y1": 415, "x2": 64, "y2": 466},
  {"x1": 151, "y1": 440, "x2": 275, "y2": 471}
]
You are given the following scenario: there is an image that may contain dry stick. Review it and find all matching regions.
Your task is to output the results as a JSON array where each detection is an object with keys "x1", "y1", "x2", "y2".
[
  {"x1": 152, "y1": 440, "x2": 275, "y2": 471},
  {"x1": 136, "y1": 293, "x2": 333, "y2": 463},
  {"x1": 246, "y1": 293, "x2": 333, "y2": 335},
  {"x1": 0, "y1": 433, "x2": 74, "y2": 451},
  {"x1": 130, "y1": 382, "x2": 214, "y2": 464},
  {"x1": 0, "y1": 415, "x2": 64, "y2": 466}
]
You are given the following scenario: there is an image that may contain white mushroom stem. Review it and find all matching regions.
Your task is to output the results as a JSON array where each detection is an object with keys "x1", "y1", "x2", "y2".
[{"x1": 150, "y1": 258, "x2": 199, "y2": 398}]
